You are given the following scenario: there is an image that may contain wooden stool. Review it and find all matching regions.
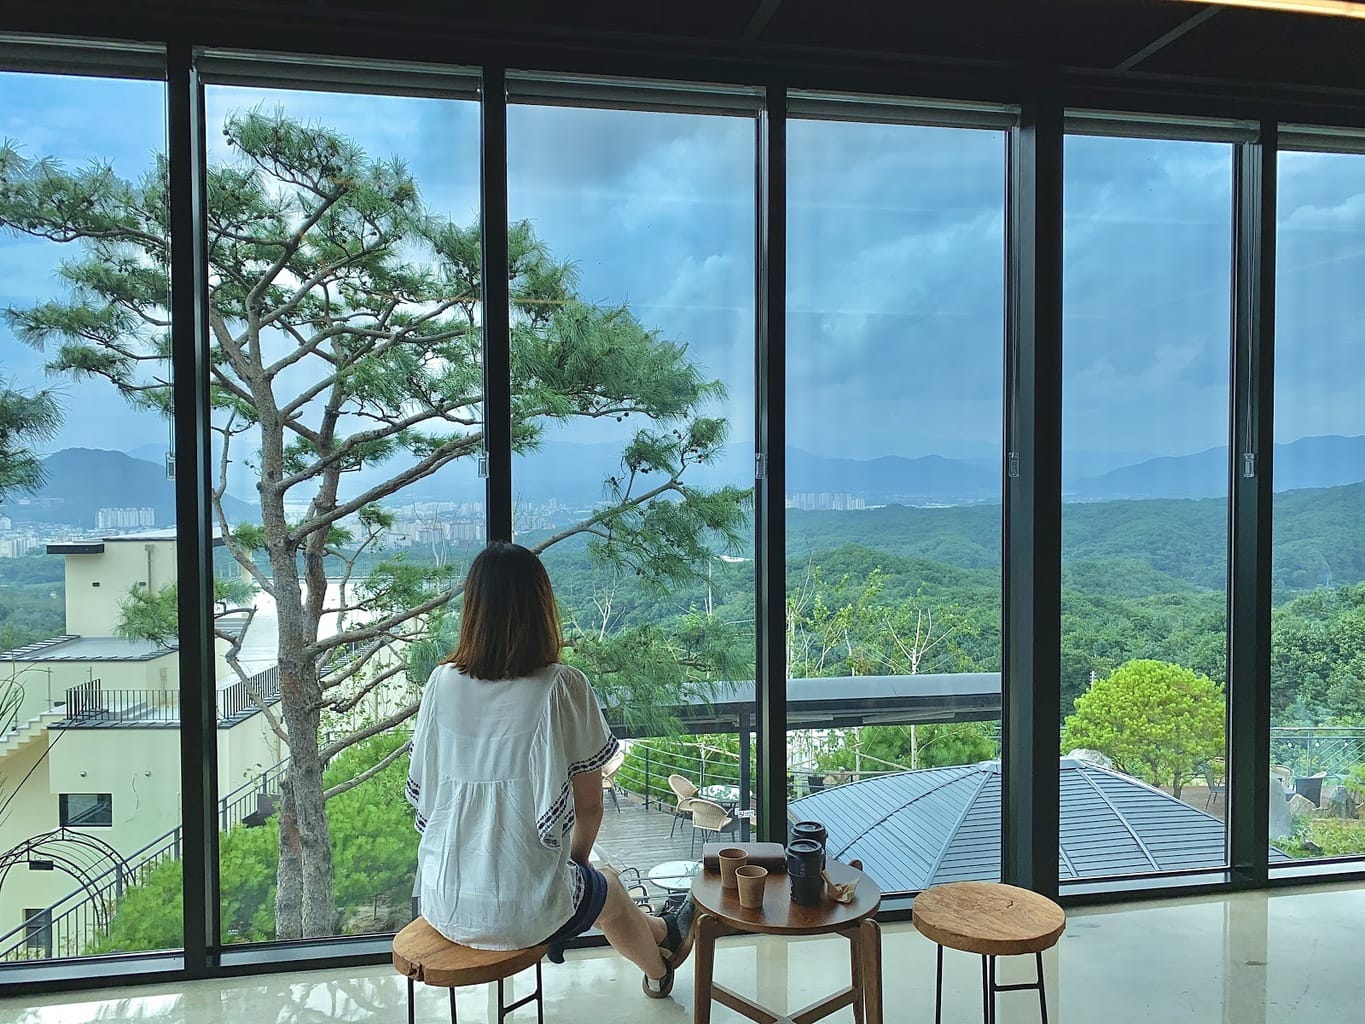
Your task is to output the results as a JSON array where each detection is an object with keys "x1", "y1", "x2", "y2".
[
  {"x1": 392, "y1": 916, "x2": 547, "y2": 1024},
  {"x1": 913, "y1": 882, "x2": 1065, "y2": 1024}
]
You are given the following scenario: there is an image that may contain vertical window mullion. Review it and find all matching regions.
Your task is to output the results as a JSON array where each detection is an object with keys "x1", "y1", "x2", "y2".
[
  {"x1": 167, "y1": 41, "x2": 219, "y2": 974},
  {"x1": 1227, "y1": 122, "x2": 1277, "y2": 883},
  {"x1": 1002, "y1": 95, "x2": 1063, "y2": 899},
  {"x1": 755, "y1": 86, "x2": 788, "y2": 843},
  {"x1": 481, "y1": 66, "x2": 512, "y2": 541}
]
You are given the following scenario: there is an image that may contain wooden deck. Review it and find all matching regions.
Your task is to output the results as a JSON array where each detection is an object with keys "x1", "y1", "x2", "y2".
[{"x1": 592, "y1": 792, "x2": 754, "y2": 885}]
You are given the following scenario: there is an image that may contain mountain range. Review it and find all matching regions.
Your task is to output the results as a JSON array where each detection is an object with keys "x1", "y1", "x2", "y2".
[
  {"x1": 5, "y1": 434, "x2": 1364, "y2": 527},
  {"x1": 0, "y1": 449, "x2": 256, "y2": 528}
]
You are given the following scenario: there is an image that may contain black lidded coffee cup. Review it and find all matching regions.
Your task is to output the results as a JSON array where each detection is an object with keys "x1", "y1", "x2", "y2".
[
  {"x1": 786, "y1": 839, "x2": 824, "y2": 906},
  {"x1": 791, "y1": 820, "x2": 828, "y2": 851}
]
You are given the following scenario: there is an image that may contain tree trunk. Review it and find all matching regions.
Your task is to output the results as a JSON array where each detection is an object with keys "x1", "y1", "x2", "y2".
[
  {"x1": 291, "y1": 724, "x2": 335, "y2": 936},
  {"x1": 274, "y1": 623, "x2": 335, "y2": 938},
  {"x1": 275, "y1": 780, "x2": 303, "y2": 939}
]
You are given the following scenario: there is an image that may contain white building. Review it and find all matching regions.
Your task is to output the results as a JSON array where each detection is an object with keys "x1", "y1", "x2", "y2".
[
  {"x1": 0, "y1": 530, "x2": 281, "y2": 959},
  {"x1": 0, "y1": 536, "x2": 38, "y2": 559},
  {"x1": 96, "y1": 507, "x2": 156, "y2": 530}
]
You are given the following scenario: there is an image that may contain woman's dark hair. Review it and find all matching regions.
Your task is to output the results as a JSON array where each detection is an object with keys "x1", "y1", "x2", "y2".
[{"x1": 446, "y1": 542, "x2": 562, "y2": 680}]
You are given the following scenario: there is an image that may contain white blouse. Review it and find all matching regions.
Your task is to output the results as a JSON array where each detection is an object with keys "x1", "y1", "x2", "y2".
[{"x1": 405, "y1": 662, "x2": 619, "y2": 950}]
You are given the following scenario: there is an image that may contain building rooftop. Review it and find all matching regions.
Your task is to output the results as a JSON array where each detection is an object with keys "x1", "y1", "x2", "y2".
[
  {"x1": 47, "y1": 527, "x2": 225, "y2": 555},
  {"x1": 0, "y1": 635, "x2": 176, "y2": 663},
  {"x1": 789, "y1": 758, "x2": 1289, "y2": 892}
]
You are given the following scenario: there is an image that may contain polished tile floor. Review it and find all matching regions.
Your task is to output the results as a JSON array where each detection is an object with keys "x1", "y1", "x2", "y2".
[{"x1": 3, "y1": 883, "x2": 1361, "y2": 1023}]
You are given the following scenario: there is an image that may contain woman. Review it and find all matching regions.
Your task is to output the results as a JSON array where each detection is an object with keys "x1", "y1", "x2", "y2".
[{"x1": 405, "y1": 541, "x2": 694, "y2": 997}]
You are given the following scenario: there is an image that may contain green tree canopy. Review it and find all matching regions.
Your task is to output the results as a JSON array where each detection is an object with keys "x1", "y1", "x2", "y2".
[
  {"x1": 814, "y1": 722, "x2": 997, "y2": 775},
  {"x1": 0, "y1": 377, "x2": 60, "y2": 503},
  {"x1": 1062, "y1": 658, "x2": 1226, "y2": 797}
]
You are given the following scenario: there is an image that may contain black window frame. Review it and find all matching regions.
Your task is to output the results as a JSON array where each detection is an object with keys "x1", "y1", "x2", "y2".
[
  {"x1": 58, "y1": 793, "x2": 114, "y2": 828},
  {"x1": 0, "y1": 23, "x2": 1361, "y2": 996}
]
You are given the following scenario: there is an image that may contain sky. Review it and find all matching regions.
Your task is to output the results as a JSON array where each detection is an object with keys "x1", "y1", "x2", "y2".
[{"x1": 3, "y1": 71, "x2": 1364, "y2": 488}]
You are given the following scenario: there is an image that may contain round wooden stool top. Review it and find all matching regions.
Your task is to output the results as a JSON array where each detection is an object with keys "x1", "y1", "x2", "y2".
[
  {"x1": 692, "y1": 860, "x2": 880, "y2": 936},
  {"x1": 913, "y1": 882, "x2": 1065, "y2": 957},
  {"x1": 392, "y1": 916, "x2": 547, "y2": 987}
]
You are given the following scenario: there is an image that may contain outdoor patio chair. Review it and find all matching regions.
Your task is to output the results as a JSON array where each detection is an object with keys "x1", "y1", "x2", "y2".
[
  {"x1": 1201, "y1": 756, "x2": 1227, "y2": 809},
  {"x1": 687, "y1": 797, "x2": 737, "y2": 857},
  {"x1": 667, "y1": 774, "x2": 698, "y2": 839},
  {"x1": 602, "y1": 747, "x2": 626, "y2": 813}
]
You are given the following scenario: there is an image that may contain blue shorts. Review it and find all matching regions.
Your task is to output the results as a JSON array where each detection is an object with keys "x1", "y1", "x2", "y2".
[{"x1": 544, "y1": 861, "x2": 609, "y2": 944}]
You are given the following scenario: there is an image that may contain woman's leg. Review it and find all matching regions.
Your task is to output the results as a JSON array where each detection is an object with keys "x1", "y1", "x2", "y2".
[{"x1": 594, "y1": 869, "x2": 668, "y2": 979}]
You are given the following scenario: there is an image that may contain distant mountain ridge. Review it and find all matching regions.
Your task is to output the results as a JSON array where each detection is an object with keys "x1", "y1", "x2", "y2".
[
  {"x1": 1, "y1": 449, "x2": 256, "y2": 528},
  {"x1": 8, "y1": 436, "x2": 1363, "y2": 527},
  {"x1": 1071, "y1": 435, "x2": 1365, "y2": 500}
]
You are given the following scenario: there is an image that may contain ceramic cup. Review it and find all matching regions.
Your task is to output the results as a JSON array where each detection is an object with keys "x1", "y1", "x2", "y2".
[
  {"x1": 735, "y1": 864, "x2": 768, "y2": 909},
  {"x1": 718, "y1": 847, "x2": 748, "y2": 890}
]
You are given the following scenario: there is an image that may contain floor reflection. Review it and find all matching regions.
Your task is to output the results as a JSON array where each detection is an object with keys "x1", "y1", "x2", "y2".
[{"x1": 2, "y1": 883, "x2": 1361, "y2": 1024}]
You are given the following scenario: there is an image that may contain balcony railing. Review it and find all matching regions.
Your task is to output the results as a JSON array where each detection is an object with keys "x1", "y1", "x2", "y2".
[
  {"x1": 0, "y1": 756, "x2": 290, "y2": 962},
  {"x1": 56, "y1": 666, "x2": 283, "y2": 729},
  {"x1": 61, "y1": 680, "x2": 176, "y2": 725}
]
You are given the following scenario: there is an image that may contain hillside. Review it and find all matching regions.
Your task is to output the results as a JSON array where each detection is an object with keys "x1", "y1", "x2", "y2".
[
  {"x1": 787, "y1": 480, "x2": 1365, "y2": 595},
  {"x1": 0, "y1": 449, "x2": 257, "y2": 528}
]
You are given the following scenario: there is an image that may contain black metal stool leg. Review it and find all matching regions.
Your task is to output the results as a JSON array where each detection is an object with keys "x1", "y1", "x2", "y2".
[
  {"x1": 981, "y1": 955, "x2": 990, "y2": 1024},
  {"x1": 934, "y1": 944, "x2": 944, "y2": 1024},
  {"x1": 1036, "y1": 951, "x2": 1048, "y2": 1024},
  {"x1": 536, "y1": 960, "x2": 545, "y2": 1024},
  {"x1": 498, "y1": 977, "x2": 506, "y2": 1024},
  {"x1": 449, "y1": 984, "x2": 458, "y2": 1023},
  {"x1": 407, "y1": 977, "x2": 415, "y2": 1024}
]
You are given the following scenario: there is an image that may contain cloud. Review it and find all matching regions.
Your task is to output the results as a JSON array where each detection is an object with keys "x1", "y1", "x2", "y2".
[{"x1": 5, "y1": 72, "x2": 1361, "y2": 473}]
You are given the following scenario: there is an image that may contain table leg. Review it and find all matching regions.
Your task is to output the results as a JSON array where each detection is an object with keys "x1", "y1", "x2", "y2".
[
  {"x1": 859, "y1": 919, "x2": 882, "y2": 1024},
  {"x1": 847, "y1": 926, "x2": 864, "y2": 1024},
  {"x1": 693, "y1": 912, "x2": 719, "y2": 1024}
]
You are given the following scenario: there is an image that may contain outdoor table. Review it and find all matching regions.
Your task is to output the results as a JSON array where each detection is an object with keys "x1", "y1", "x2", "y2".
[
  {"x1": 648, "y1": 859, "x2": 702, "y2": 893},
  {"x1": 700, "y1": 783, "x2": 741, "y2": 806},
  {"x1": 690, "y1": 860, "x2": 882, "y2": 1024}
]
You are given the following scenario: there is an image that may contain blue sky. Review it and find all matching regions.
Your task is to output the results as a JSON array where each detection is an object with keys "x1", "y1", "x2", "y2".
[{"x1": 3, "y1": 72, "x2": 1364, "y2": 485}]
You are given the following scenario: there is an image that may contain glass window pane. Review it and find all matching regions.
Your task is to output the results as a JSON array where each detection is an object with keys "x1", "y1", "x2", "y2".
[
  {"x1": 0, "y1": 67, "x2": 179, "y2": 960},
  {"x1": 201, "y1": 80, "x2": 483, "y2": 944},
  {"x1": 786, "y1": 116, "x2": 1006, "y2": 894},
  {"x1": 58, "y1": 794, "x2": 114, "y2": 828},
  {"x1": 1061, "y1": 132, "x2": 1233, "y2": 880},
  {"x1": 1271, "y1": 149, "x2": 1365, "y2": 863},
  {"x1": 507, "y1": 100, "x2": 759, "y2": 881}
]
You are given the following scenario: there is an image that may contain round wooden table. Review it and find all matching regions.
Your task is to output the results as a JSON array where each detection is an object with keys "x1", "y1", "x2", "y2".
[
  {"x1": 690, "y1": 860, "x2": 882, "y2": 1024},
  {"x1": 913, "y1": 882, "x2": 1065, "y2": 1024}
]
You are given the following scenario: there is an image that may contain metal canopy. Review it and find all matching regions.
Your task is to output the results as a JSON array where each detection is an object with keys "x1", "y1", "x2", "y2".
[{"x1": 609, "y1": 672, "x2": 1002, "y2": 739}]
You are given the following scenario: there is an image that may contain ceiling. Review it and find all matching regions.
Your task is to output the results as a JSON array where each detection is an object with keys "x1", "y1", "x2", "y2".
[{"x1": 9, "y1": 0, "x2": 1365, "y2": 98}]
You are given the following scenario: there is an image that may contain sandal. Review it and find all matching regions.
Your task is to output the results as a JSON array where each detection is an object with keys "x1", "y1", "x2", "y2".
[
  {"x1": 641, "y1": 895, "x2": 695, "y2": 998},
  {"x1": 658, "y1": 894, "x2": 697, "y2": 968},
  {"x1": 642, "y1": 960, "x2": 674, "y2": 998}
]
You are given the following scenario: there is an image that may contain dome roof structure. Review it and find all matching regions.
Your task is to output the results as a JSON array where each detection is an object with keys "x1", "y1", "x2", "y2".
[{"x1": 789, "y1": 758, "x2": 1287, "y2": 892}]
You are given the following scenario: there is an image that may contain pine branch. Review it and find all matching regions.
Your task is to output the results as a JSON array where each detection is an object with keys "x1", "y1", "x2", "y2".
[
  {"x1": 309, "y1": 585, "x2": 458, "y2": 658},
  {"x1": 322, "y1": 739, "x2": 410, "y2": 802},
  {"x1": 319, "y1": 702, "x2": 419, "y2": 763}
]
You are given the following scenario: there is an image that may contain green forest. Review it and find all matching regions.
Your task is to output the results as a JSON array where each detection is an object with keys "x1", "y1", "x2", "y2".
[{"x1": 4, "y1": 480, "x2": 1365, "y2": 726}]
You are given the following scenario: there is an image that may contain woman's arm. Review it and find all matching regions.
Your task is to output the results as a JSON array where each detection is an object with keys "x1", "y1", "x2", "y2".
[{"x1": 569, "y1": 768, "x2": 604, "y2": 865}]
